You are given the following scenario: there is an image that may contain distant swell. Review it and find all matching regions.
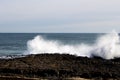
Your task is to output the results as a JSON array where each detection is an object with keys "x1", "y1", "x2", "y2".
[{"x1": 25, "y1": 31, "x2": 120, "y2": 59}]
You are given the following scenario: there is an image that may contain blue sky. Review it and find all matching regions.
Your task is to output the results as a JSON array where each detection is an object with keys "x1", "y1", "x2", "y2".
[{"x1": 0, "y1": 0, "x2": 120, "y2": 33}]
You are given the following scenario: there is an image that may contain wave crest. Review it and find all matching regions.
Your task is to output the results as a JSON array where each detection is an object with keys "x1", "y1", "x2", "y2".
[{"x1": 25, "y1": 31, "x2": 120, "y2": 59}]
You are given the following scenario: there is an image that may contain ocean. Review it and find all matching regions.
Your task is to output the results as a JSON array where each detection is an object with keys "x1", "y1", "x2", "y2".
[
  {"x1": 0, "y1": 33, "x2": 100, "y2": 56},
  {"x1": 0, "y1": 32, "x2": 119, "y2": 59}
]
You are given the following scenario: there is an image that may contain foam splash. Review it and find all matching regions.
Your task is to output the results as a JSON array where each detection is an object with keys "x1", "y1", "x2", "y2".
[{"x1": 25, "y1": 31, "x2": 120, "y2": 59}]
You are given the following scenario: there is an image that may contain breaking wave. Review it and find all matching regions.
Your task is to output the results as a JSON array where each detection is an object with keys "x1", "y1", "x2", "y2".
[{"x1": 25, "y1": 31, "x2": 120, "y2": 59}]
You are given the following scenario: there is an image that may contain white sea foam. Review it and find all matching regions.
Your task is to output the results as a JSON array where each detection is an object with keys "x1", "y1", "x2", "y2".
[{"x1": 25, "y1": 31, "x2": 120, "y2": 59}]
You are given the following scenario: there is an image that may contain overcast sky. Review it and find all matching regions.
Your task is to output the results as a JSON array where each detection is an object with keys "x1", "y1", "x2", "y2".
[{"x1": 0, "y1": 0, "x2": 120, "y2": 33}]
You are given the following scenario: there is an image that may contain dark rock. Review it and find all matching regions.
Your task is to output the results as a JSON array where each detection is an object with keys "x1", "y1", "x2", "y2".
[{"x1": 0, "y1": 54, "x2": 120, "y2": 79}]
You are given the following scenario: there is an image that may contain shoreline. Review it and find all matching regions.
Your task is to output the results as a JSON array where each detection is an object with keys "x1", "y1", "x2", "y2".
[{"x1": 0, "y1": 53, "x2": 120, "y2": 79}]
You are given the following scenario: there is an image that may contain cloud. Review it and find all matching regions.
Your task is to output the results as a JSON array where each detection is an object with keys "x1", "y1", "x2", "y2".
[
  {"x1": 1, "y1": 0, "x2": 120, "y2": 21},
  {"x1": 0, "y1": 0, "x2": 120, "y2": 32}
]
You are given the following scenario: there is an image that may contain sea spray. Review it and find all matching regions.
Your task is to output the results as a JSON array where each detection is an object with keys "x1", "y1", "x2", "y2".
[
  {"x1": 25, "y1": 31, "x2": 120, "y2": 59},
  {"x1": 91, "y1": 31, "x2": 120, "y2": 59},
  {"x1": 26, "y1": 36, "x2": 92, "y2": 57}
]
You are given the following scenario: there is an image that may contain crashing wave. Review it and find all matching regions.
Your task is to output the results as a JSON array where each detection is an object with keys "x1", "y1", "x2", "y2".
[{"x1": 25, "y1": 31, "x2": 120, "y2": 59}]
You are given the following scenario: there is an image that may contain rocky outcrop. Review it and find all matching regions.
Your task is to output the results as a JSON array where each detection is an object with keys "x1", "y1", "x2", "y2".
[{"x1": 0, "y1": 54, "x2": 120, "y2": 79}]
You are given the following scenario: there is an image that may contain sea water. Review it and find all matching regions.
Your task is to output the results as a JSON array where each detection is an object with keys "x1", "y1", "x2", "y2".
[
  {"x1": 0, "y1": 33, "x2": 99, "y2": 55},
  {"x1": 0, "y1": 32, "x2": 120, "y2": 59}
]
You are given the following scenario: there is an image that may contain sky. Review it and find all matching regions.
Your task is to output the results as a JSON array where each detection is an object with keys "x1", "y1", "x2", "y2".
[{"x1": 0, "y1": 0, "x2": 120, "y2": 33}]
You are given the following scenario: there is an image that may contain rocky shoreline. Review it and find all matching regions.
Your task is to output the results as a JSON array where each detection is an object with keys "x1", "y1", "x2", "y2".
[{"x1": 0, "y1": 54, "x2": 120, "y2": 80}]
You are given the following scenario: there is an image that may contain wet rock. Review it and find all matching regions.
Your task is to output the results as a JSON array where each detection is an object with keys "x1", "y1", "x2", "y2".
[{"x1": 0, "y1": 54, "x2": 120, "y2": 79}]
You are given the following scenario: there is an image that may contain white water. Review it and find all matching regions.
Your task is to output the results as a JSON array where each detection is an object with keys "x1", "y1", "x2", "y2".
[{"x1": 25, "y1": 31, "x2": 120, "y2": 59}]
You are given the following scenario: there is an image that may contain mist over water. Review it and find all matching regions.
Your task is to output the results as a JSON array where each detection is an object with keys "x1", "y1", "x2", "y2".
[{"x1": 26, "y1": 31, "x2": 120, "y2": 59}]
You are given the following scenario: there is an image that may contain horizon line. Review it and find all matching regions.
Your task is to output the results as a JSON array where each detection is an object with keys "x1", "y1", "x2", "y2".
[{"x1": 0, "y1": 32, "x2": 113, "y2": 34}]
